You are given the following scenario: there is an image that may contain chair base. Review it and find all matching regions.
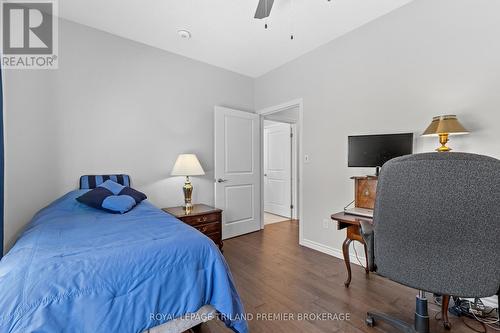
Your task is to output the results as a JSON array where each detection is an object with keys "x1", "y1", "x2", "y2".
[
  {"x1": 366, "y1": 293, "x2": 430, "y2": 333},
  {"x1": 366, "y1": 312, "x2": 419, "y2": 333}
]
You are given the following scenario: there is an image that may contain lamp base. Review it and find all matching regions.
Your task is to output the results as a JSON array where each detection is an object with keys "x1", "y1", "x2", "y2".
[
  {"x1": 436, "y1": 145, "x2": 452, "y2": 152},
  {"x1": 183, "y1": 176, "x2": 193, "y2": 213},
  {"x1": 183, "y1": 205, "x2": 193, "y2": 214},
  {"x1": 436, "y1": 133, "x2": 451, "y2": 152}
]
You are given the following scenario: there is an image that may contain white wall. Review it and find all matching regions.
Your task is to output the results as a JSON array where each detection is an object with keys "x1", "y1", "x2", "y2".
[
  {"x1": 254, "y1": 0, "x2": 500, "y2": 259},
  {"x1": 3, "y1": 19, "x2": 254, "y2": 251}
]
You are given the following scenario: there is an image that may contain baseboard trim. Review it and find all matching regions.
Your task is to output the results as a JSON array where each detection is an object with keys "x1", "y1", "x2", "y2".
[{"x1": 300, "y1": 238, "x2": 366, "y2": 267}]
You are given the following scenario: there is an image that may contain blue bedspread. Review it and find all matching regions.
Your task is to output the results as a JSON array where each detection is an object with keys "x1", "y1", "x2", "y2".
[{"x1": 0, "y1": 190, "x2": 248, "y2": 333}]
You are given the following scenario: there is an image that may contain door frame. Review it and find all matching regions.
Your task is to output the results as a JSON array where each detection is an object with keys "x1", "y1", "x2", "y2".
[{"x1": 257, "y1": 99, "x2": 303, "y2": 239}]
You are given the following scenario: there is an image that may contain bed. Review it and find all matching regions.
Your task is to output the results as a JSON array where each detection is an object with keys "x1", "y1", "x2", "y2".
[{"x1": 0, "y1": 185, "x2": 248, "y2": 333}]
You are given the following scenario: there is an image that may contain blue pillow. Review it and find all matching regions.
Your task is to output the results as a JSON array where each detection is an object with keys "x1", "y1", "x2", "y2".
[
  {"x1": 101, "y1": 195, "x2": 136, "y2": 214},
  {"x1": 79, "y1": 174, "x2": 130, "y2": 189},
  {"x1": 119, "y1": 186, "x2": 147, "y2": 202},
  {"x1": 99, "y1": 179, "x2": 126, "y2": 194},
  {"x1": 76, "y1": 180, "x2": 147, "y2": 214},
  {"x1": 99, "y1": 180, "x2": 147, "y2": 202}
]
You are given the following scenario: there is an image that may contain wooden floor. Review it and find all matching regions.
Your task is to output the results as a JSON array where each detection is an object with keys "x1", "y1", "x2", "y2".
[{"x1": 201, "y1": 220, "x2": 479, "y2": 333}]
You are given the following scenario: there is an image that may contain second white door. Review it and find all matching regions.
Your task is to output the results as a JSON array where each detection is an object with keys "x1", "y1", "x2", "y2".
[{"x1": 264, "y1": 121, "x2": 292, "y2": 218}]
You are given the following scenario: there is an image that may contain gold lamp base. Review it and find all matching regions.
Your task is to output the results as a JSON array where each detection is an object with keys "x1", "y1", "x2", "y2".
[
  {"x1": 183, "y1": 176, "x2": 193, "y2": 213},
  {"x1": 436, "y1": 133, "x2": 451, "y2": 152}
]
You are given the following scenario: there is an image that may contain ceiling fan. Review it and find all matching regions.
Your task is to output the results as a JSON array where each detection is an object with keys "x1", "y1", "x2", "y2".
[
  {"x1": 254, "y1": 0, "x2": 331, "y2": 38},
  {"x1": 254, "y1": 0, "x2": 331, "y2": 19},
  {"x1": 254, "y1": 0, "x2": 274, "y2": 20}
]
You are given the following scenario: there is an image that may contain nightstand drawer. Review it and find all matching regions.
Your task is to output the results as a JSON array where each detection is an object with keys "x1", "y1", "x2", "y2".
[
  {"x1": 182, "y1": 212, "x2": 220, "y2": 226},
  {"x1": 194, "y1": 221, "x2": 220, "y2": 234},
  {"x1": 162, "y1": 205, "x2": 223, "y2": 252}
]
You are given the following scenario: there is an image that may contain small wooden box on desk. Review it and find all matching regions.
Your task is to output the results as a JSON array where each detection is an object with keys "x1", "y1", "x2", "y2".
[
  {"x1": 162, "y1": 204, "x2": 223, "y2": 251},
  {"x1": 352, "y1": 176, "x2": 378, "y2": 210}
]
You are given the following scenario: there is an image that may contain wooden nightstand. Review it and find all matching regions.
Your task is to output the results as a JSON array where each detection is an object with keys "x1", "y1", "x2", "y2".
[{"x1": 162, "y1": 204, "x2": 223, "y2": 251}]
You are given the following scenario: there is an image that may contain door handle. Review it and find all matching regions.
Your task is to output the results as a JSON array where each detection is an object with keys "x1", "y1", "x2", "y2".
[{"x1": 217, "y1": 178, "x2": 228, "y2": 183}]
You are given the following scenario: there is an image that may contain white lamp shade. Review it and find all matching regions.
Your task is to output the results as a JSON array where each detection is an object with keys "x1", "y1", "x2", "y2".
[{"x1": 171, "y1": 154, "x2": 205, "y2": 176}]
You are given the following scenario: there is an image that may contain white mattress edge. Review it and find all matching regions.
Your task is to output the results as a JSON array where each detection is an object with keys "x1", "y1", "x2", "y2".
[{"x1": 144, "y1": 305, "x2": 217, "y2": 333}]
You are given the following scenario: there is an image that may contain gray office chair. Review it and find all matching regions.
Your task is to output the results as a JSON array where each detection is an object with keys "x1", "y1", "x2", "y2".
[{"x1": 362, "y1": 152, "x2": 500, "y2": 333}]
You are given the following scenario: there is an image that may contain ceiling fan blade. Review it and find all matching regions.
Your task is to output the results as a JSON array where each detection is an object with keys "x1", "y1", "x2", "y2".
[{"x1": 254, "y1": 0, "x2": 274, "y2": 19}]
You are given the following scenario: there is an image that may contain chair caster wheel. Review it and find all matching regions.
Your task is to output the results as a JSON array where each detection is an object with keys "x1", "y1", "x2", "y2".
[
  {"x1": 444, "y1": 321, "x2": 451, "y2": 330},
  {"x1": 366, "y1": 316, "x2": 375, "y2": 327}
]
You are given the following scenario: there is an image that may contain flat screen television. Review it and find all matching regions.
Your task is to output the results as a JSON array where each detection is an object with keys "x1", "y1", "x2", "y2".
[{"x1": 348, "y1": 133, "x2": 414, "y2": 172}]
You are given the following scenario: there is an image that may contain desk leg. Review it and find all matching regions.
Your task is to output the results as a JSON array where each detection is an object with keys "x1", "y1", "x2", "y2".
[
  {"x1": 342, "y1": 237, "x2": 353, "y2": 288},
  {"x1": 442, "y1": 295, "x2": 451, "y2": 330},
  {"x1": 363, "y1": 244, "x2": 370, "y2": 274}
]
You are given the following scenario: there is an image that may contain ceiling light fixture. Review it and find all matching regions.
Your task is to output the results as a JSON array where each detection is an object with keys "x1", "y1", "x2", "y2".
[{"x1": 177, "y1": 30, "x2": 191, "y2": 39}]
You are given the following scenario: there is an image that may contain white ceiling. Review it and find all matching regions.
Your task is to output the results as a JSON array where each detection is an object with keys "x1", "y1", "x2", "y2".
[{"x1": 60, "y1": 0, "x2": 413, "y2": 78}]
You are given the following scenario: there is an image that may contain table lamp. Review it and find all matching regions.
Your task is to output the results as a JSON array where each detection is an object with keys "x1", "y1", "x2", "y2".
[
  {"x1": 171, "y1": 154, "x2": 205, "y2": 210},
  {"x1": 422, "y1": 115, "x2": 469, "y2": 152}
]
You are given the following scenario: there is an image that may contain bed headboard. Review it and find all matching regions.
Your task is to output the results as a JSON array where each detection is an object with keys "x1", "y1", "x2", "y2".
[{"x1": 79, "y1": 174, "x2": 131, "y2": 189}]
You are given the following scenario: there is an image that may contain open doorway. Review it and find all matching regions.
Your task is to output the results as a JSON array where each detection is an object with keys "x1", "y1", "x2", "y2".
[
  {"x1": 263, "y1": 120, "x2": 294, "y2": 224},
  {"x1": 258, "y1": 100, "x2": 302, "y2": 231}
]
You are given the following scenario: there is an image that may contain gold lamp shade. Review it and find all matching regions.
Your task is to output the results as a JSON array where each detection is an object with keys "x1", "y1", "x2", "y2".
[{"x1": 422, "y1": 115, "x2": 469, "y2": 152}]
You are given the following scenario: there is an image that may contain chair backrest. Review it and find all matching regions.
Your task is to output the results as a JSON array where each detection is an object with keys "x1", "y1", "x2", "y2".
[{"x1": 373, "y1": 152, "x2": 500, "y2": 297}]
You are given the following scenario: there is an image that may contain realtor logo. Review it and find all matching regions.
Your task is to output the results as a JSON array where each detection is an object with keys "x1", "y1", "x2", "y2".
[{"x1": 1, "y1": 0, "x2": 58, "y2": 69}]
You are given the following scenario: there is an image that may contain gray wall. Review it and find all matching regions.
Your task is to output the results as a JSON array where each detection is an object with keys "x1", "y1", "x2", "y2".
[
  {"x1": 4, "y1": 0, "x2": 500, "y2": 258},
  {"x1": 3, "y1": 19, "x2": 254, "y2": 251},
  {"x1": 255, "y1": 0, "x2": 500, "y2": 257}
]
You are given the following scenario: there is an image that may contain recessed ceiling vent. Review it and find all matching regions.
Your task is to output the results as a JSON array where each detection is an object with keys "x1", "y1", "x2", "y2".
[{"x1": 177, "y1": 30, "x2": 191, "y2": 39}]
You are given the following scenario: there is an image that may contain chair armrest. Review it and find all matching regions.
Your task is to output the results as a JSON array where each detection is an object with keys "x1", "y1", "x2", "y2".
[{"x1": 359, "y1": 221, "x2": 376, "y2": 272}]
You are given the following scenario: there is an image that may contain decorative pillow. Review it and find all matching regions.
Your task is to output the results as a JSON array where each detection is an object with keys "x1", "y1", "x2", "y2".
[
  {"x1": 76, "y1": 180, "x2": 147, "y2": 214},
  {"x1": 79, "y1": 174, "x2": 130, "y2": 189},
  {"x1": 99, "y1": 179, "x2": 126, "y2": 195},
  {"x1": 101, "y1": 195, "x2": 137, "y2": 214}
]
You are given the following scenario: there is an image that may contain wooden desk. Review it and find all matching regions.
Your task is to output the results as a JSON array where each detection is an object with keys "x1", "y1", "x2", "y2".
[
  {"x1": 331, "y1": 212, "x2": 372, "y2": 287},
  {"x1": 332, "y1": 176, "x2": 377, "y2": 287}
]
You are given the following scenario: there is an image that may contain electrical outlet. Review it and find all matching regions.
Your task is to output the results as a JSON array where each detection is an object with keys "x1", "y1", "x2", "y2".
[{"x1": 322, "y1": 219, "x2": 330, "y2": 229}]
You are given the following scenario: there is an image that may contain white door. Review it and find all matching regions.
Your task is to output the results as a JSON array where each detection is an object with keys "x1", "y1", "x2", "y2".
[
  {"x1": 264, "y1": 122, "x2": 291, "y2": 218},
  {"x1": 215, "y1": 106, "x2": 261, "y2": 239}
]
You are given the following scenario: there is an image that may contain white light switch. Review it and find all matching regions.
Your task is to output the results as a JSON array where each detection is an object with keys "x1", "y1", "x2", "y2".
[{"x1": 304, "y1": 154, "x2": 310, "y2": 163}]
